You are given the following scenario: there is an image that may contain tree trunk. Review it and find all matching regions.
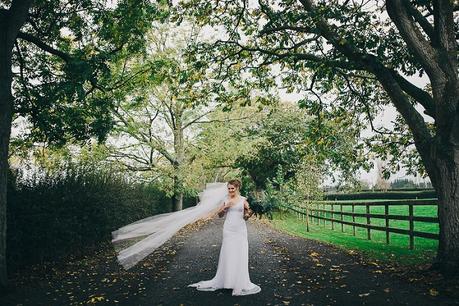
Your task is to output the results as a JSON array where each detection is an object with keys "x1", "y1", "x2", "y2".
[
  {"x1": 172, "y1": 182, "x2": 183, "y2": 211},
  {"x1": 431, "y1": 146, "x2": 459, "y2": 274},
  {"x1": 429, "y1": 36, "x2": 459, "y2": 273},
  {"x1": 172, "y1": 105, "x2": 184, "y2": 212},
  {"x1": 0, "y1": 26, "x2": 14, "y2": 288},
  {"x1": 0, "y1": 1, "x2": 34, "y2": 287}
]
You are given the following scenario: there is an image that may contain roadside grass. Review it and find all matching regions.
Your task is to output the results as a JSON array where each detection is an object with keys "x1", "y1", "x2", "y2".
[{"x1": 269, "y1": 206, "x2": 438, "y2": 266}]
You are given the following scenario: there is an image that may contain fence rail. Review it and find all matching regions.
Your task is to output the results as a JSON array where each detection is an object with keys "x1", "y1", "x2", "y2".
[{"x1": 279, "y1": 198, "x2": 439, "y2": 249}]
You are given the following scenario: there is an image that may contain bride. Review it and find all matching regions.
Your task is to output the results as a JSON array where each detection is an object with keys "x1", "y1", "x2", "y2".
[{"x1": 188, "y1": 179, "x2": 262, "y2": 296}]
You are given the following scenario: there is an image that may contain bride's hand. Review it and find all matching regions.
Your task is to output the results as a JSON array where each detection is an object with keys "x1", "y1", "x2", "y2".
[
  {"x1": 218, "y1": 204, "x2": 228, "y2": 218},
  {"x1": 243, "y1": 208, "x2": 254, "y2": 220}
]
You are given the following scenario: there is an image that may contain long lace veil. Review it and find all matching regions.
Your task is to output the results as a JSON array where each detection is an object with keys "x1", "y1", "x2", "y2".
[{"x1": 111, "y1": 182, "x2": 228, "y2": 269}]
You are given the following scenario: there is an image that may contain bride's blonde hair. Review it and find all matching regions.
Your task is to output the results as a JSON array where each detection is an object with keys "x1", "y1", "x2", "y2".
[{"x1": 227, "y1": 179, "x2": 241, "y2": 189}]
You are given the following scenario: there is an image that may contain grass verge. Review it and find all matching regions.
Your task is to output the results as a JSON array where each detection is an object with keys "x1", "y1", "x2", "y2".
[{"x1": 268, "y1": 210, "x2": 437, "y2": 266}]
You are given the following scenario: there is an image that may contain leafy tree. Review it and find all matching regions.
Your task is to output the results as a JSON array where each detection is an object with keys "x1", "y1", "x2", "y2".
[
  {"x1": 390, "y1": 178, "x2": 418, "y2": 189},
  {"x1": 236, "y1": 103, "x2": 367, "y2": 189},
  {"x1": 107, "y1": 22, "x2": 222, "y2": 211},
  {"x1": 236, "y1": 105, "x2": 310, "y2": 189},
  {"x1": 390, "y1": 178, "x2": 433, "y2": 189},
  {"x1": 177, "y1": 0, "x2": 459, "y2": 273},
  {"x1": 0, "y1": 0, "x2": 163, "y2": 286},
  {"x1": 256, "y1": 159, "x2": 323, "y2": 219},
  {"x1": 187, "y1": 103, "x2": 268, "y2": 186},
  {"x1": 375, "y1": 160, "x2": 391, "y2": 190}
]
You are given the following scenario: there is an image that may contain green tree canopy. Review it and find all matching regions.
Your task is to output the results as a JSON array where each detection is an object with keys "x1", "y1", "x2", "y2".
[
  {"x1": 236, "y1": 102, "x2": 367, "y2": 189},
  {"x1": 11, "y1": 0, "x2": 166, "y2": 145},
  {"x1": 0, "y1": 0, "x2": 167, "y2": 286}
]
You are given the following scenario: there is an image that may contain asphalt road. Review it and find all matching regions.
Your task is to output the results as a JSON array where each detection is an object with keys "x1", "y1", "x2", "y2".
[{"x1": 1, "y1": 216, "x2": 458, "y2": 305}]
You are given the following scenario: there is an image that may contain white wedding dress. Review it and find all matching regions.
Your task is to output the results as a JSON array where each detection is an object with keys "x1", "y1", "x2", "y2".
[{"x1": 188, "y1": 195, "x2": 261, "y2": 296}]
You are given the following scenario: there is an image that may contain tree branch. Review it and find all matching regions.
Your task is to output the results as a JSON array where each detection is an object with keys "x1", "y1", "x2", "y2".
[
  {"x1": 367, "y1": 57, "x2": 433, "y2": 152},
  {"x1": 433, "y1": 0, "x2": 457, "y2": 53},
  {"x1": 112, "y1": 107, "x2": 177, "y2": 164},
  {"x1": 16, "y1": 31, "x2": 72, "y2": 62},
  {"x1": 109, "y1": 150, "x2": 151, "y2": 166},
  {"x1": 259, "y1": 25, "x2": 319, "y2": 36},
  {"x1": 404, "y1": 2, "x2": 435, "y2": 40},
  {"x1": 217, "y1": 40, "x2": 365, "y2": 71},
  {"x1": 183, "y1": 109, "x2": 213, "y2": 129},
  {"x1": 390, "y1": 70, "x2": 435, "y2": 117},
  {"x1": 385, "y1": 0, "x2": 443, "y2": 82},
  {"x1": 192, "y1": 116, "x2": 252, "y2": 124},
  {"x1": 296, "y1": 0, "x2": 433, "y2": 156}
]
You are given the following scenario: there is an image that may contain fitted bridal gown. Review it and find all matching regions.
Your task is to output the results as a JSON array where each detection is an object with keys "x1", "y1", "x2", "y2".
[{"x1": 188, "y1": 195, "x2": 261, "y2": 296}]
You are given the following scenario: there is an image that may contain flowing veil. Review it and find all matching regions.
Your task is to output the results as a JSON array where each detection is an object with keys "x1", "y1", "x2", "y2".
[{"x1": 111, "y1": 182, "x2": 228, "y2": 269}]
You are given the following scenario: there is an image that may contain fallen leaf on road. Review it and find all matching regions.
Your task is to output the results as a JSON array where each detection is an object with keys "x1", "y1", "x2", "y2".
[
  {"x1": 429, "y1": 288, "x2": 439, "y2": 296},
  {"x1": 88, "y1": 296, "x2": 106, "y2": 304}
]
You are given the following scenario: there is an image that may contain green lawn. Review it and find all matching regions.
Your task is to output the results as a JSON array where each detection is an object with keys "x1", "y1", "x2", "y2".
[{"x1": 269, "y1": 204, "x2": 439, "y2": 265}]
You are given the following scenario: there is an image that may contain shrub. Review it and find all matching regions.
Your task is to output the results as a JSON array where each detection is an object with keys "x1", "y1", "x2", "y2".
[{"x1": 6, "y1": 164, "x2": 179, "y2": 272}]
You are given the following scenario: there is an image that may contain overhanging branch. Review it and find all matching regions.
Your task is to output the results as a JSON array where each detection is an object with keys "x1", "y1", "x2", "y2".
[
  {"x1": 404, "y1": 2, "x2": 435, "y2": 40},
  {"x1": 386, "y1": 0, "x2": 443, "y2": 81},
  {"x1": 296, "y1": 0, "x2": 433, "y2": 154},
  {"x1": 17, "y1": 31, "x2": 72, "y2": 62},
  {"x1": 390, "y1": 70, "x2": 435, "y2": 118}
]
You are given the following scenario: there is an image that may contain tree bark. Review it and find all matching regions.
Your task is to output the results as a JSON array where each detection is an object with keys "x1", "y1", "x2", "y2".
[
  {"x1": 429, "y1": 66, "x2": 459, "y2": 273},
  {"x1": 432, "y1": 147, "x2": 459, "y2": 274},
  {"x1": 172, "y1": 173, "x2": 183, "y2": 212},
  {"x1": 172, "y1": 105, "x2": 184, "y2": 212},
  {"x1": 0, "y1": 0, "x2": 33, "y2": 287},
  {"x1": 0, "y1": 25, "x2": 14, "y2": 289}
]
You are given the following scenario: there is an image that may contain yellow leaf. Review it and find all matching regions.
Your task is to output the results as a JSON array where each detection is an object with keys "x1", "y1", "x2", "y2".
[{"x1": 429, "y1": 288, "x2": 439, "y2": 296}]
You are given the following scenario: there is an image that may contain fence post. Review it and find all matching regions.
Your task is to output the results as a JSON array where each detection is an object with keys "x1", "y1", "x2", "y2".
[
  {"x1": 331, "y1": 203, "x2": 334, "y2": 230},
  {"x1": 366, "y1": 204, "x2": 371, "y2": 240},
  {"x1": 323, "y1": 203, "x2": 326, "y2": 226},
  {"x1": 306, "y1": 206, "x2": 309, "y2": 232},
  {"x1": 340, "y1": 204, "x2": 344, "y2": 232},
  {"x1": 316, "y1": 203, "x2": 320, "y2": 225},
  {"x1": 409, "y1": 204, "x2": 414, "y2": 249},
  {"x1": 352, "y1": 204, "x2": 356, "y2": 236},
  {"x1": 385, "y1": 204, "x2": 390, "y2": 244}
]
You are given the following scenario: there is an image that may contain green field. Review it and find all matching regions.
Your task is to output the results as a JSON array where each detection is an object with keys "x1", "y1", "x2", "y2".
[{"x1": 269, "y1": 202, "x2": 439, "y2": 265}]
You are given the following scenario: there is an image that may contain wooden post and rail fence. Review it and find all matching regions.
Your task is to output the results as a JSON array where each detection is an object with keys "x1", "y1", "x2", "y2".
[{"x1": 279, "y1": 199, "x2": 439, "y2": 250}]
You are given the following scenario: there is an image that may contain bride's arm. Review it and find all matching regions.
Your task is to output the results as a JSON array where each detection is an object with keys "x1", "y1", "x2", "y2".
[
  {"x1": 217, "y1": 201, "x2": 228, "y2": 218},
  {"x1": 243, "y1": 200, "x2": 254, "y2": 220}
]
